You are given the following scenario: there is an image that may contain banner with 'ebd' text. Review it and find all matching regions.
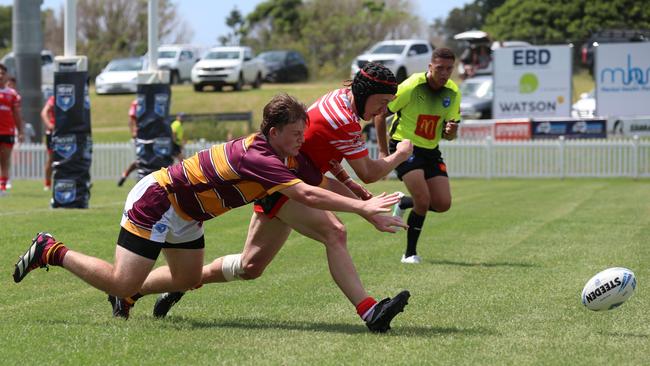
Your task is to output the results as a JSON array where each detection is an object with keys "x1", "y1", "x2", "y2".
[
  {"x1": 596, "y1": 42, "x2": 650, "y2": 117},
  {"x1": 493, "y1": 45, "x2": 572, "y2": 119}
]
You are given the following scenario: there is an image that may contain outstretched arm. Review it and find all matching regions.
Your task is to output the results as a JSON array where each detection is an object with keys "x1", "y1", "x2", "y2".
[
  {"x1": 328, "y1": 160, "x2": 372, "y2": 200},
  {"x1": 346, "y1": 138, "x2": 413, "y2": 183},
  {"x1": 280, "y1": 182, "x2": 398, "y2": 218}
]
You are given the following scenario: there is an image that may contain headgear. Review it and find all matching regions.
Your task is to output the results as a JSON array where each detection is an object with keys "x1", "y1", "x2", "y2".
[{"x1": 351, "y1": 62, "x2": 398, "y2": 119}]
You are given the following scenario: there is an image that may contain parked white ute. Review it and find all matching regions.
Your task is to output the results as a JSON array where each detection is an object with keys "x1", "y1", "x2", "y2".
[
  {"x1": 156, "y1": 44, "x2": 200, "y2": 84},
  {"x1": 191, "y1": 46, "x2": 266, "y2": 92},
  {"x1": 351, "y1": 39, "x2": 433, "y2": 82}
]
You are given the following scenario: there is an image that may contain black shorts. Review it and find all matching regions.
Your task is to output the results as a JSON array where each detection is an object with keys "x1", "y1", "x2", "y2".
[
  {"x1": 253, "y1": 192, "x2": 290, "y2": 219},
  {"x1": 0, "y1": 134, "x2": 15, "y2": 146},
  {"x1": 172, "y1": 143, "x2": 182, "y2": 157},
  {"x1": 117, "y1": 227, "x2": 205, "y2": 260},
  {"x1": 389, "y1": 139, "x2": 448, "y2": 181},
  {"x1": 45, "y1": 133, "x2": 53, "y2": 152}
]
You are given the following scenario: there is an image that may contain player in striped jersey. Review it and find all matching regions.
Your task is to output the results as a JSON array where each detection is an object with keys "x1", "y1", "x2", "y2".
[
  {"x1": 12, "y1": 94, "x2": 402, "y2": 322},
  {"x1": 151, "y1": 63, "x2": 414, "y2": 333}
]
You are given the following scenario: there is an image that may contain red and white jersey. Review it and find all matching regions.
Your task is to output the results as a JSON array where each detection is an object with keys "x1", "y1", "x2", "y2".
[
  {"x1": 0, "y1": 87, "x2": 20, "y2": 135},
  {"x1": 128, "y1": 99, "x2": 138, "y2": 119},
  {"x1": 303, "y1": 88, "x2": 367, "y2": 172}
]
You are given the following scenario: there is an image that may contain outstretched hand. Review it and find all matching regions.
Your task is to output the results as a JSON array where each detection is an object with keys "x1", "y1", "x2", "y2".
[
  {"x1": 360, "y1": 192, "x2": 400, "y2": 217},
  {"x1": 366, "y1": 214, "x2": 408, "y2": 233}
]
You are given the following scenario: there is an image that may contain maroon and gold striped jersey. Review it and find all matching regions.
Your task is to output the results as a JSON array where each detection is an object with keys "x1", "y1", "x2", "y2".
[{"x1": 152, "y1": 133, "x2": 323, "y2": 222}]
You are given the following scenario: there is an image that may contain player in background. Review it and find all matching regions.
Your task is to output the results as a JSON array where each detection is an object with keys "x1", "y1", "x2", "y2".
[
  {"x1": 0, "y1": 64, "x2": 24, "y2": 195},
  {"x1": 13, "y1": 94, "x2": 403, "y2": 331},
  {"x1": 374, "y1": 48, "x2": 461, "y2": 264},
  {"x1": 40, "y1": 96, "x2": 55, "y2": 190},
  {"x1": 117, "y1": 99, "x2": 139, "y2": 187},
  {"x1": 170, "y1": 112, "x2": 185, "y2": 162},
  {"x1": 148, "y1": 63, "x2": 413, "y2": 333}
]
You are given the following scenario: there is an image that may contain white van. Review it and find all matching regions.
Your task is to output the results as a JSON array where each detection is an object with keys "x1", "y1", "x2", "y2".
[
  {"x1": 156, "y1": 44, "x2": 201, "y2": 84},
  {"x1": 0, "y1": 50, "x2": 55, "y2": 86},
  {"x1": 350, "y1": 39, "x2": 433, "y2": 82}
]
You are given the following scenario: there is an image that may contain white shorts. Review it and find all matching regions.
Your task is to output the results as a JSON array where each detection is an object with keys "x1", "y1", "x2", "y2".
[{"x1": 120, "y1": 174, "x2": 204, "y2": 244}]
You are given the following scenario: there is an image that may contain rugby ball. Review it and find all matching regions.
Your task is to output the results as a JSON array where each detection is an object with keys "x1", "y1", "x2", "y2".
[{"x1": 581, "y1": 267, "x2": 637, "y2": 311}]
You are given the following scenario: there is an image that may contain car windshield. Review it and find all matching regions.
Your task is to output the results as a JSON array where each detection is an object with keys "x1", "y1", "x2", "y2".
[
  {"x1": 370, "y1": 44, "x2": 405, "y2": 54},
  {"x1": 158, "y1": 51, "x2": 177, "y2": 59},
  {"x1": 106, "y1": 58, "x2": 143, "y2": 72},
  {"x1": 259, "y1": 52, "x2": 285, "y2": 62},
  {"x1": 204, "y1": 51, "x2": 240, "y2": 60},
  {"x1": 460, "y1": 78, "x2": 493, "y2": 99}
]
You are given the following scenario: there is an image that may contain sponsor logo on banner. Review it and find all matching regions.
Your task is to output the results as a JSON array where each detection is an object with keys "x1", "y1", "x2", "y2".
[
  {"x1": 53, "y1": 135, "x2": 77, "y2": 159},
  {"x1": 84, "y1": 82, "x2": 91, "y2": 109},
  {"x1": 532, "y1": 119, "x2": 606, "y2": 139},
  {"x1": 153, "y1": 137, "x2": 171, "y2": 156},
  {"x1": 494, "y1": 121, "x2": 531, "y2": 140},
  {"x1": 54, "y1": 180, "x2": 76, "y2": 204},
  {"x1": 608, "y1": 117, "x2": 650, "y2": 137},
  {"x1": 56, "y1": 84, "x2": 75, "y2": 112},
  {"x1": 595, "y1": 43, "x2": 650, "y2": 116},
  {"x1": 458, "y1": 122, "x2": 494, "y2": 140},
  {"x1": 136, "y1": 94, "x2": 145, "y2": 118},
  {"x1": 154, "y1": 93, "x2": 169, "y2": 117}
]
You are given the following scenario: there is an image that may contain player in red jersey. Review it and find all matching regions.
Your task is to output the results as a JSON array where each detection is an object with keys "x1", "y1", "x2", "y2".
[
  {"x1": 150, "y1": 63, "x2": 414, "y2": 333},
  {"x1": 13, "y1": 94, "x2": 402, "y2": 328},
  {"x1": 0, "y1": 63, "x2": 24, "y2": 195},
  {"x1": 117, "y1": 99, "x2": 140, "y2": 186},
  {"x1": 40, "y1": 96, "x2": 55, "y2": 190}
]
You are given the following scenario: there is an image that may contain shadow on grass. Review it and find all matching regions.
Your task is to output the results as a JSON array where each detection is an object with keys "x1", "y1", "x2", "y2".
[
  {"x1": 426, "y1": 259, "x2": 537, "y2": 268},
  {"x1": 158, "y1": 317, "x2": 496, "y2": 337}
]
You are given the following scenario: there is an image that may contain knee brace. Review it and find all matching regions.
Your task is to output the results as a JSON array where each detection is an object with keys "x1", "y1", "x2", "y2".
[{"x1": 221, "y1": 253, "x2": 245, "y2": 281}]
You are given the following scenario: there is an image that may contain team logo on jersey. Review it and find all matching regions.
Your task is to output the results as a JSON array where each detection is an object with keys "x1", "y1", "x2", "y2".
[
  {"x1": 154, "y1": 93, "x2": 169, "y2": 117},
  {"x1": 136, "y1": 94, "x2": 145, "y2": 119},
  {"x1": 442, "y1": 97, "x2": 451, "y2": 108},
  {"x1": 153, "y1": 137, "x2": 171, "y2": 156},
  {"x1": 54, "y1": 179, "x2": 76, "y2": 205},
  {"x1": 56, "y1": 84, "x2": 75, "y2": 112},
  {"x1": 154, "y1": 223, "x2": 168, "y2": 234},
  {"x1": 53, "y1": 135, "x2": 77, "y2": 159}
]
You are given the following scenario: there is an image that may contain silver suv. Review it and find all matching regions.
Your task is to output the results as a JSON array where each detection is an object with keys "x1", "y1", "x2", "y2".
[{"x1": 351, "y1": 39, "x2": 433, "y2": 82}]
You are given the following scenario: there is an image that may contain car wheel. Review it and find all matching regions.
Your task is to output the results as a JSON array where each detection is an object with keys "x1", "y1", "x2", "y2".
[
  {"x1": 170, "y1": 70, "x2": 180, "y2": 85},
  {"x1": 193, "y1": 84, "x2": 203, "y2": 92},
  {"x1": 252, "y1": 73, "x2": 262, "y2": 89},
  {"x1": 396, "y1": 67, "x2": 407, "y2": 83},
  {"x1": 233, "y1": 74, "x2": 244, "y2": 91}
]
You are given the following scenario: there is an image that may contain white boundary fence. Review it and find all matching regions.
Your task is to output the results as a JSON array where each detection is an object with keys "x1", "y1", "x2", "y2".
[{"x1": 11, "y1": 137, "x2": 650, "y2": 180}]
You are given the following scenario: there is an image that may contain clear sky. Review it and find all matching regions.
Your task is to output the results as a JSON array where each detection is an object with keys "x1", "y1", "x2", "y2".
[{"x1": 2, "y1": 0, "x2": 472, "y2": 47}]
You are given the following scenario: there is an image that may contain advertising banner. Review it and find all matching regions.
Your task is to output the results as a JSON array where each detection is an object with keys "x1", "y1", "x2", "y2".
[
  {"x1": 493, "y1": 45, "x2": 572, "y2": 119},
  {"x1": 52, "y1": 71, "x2": 92, "y2": 208},
  {"x1": 531, "y1": 118, "x2": 607, "y2": 139},
  {"x1": 458, "y1": 120, "x2": 494, "y2": 140},
  {"x1": 608, "y1": 116, "x2": 650, "y2": 137},
  {"x1": 596, "y1": 43, "x2": 650, "y2": 117},
  {"x1": 494, "y1": 119, "x2": 531, "y2": 140},
  {"x1": 135, "y1": 83, "x2": 173, "y2": 175}
]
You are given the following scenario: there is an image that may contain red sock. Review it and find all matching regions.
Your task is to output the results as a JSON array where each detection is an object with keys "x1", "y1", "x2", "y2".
[
  {"x1": 44, "y1": 178, "x2": 51, "y2": 187},
  {"x1": 0, "y1": 176, "x2": 6, "y2": 190},
  {"x1": 356, "y1": 297, "x2": 377, "y2": 320}
]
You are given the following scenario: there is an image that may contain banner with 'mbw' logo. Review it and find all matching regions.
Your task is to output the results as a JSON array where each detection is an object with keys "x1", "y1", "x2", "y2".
[
  {"x1": 596, "y1": 43, "x2": 650, "y2": 117},
  {"x1": 493, "y1": 45, "x2": 572, "y2": 119}
]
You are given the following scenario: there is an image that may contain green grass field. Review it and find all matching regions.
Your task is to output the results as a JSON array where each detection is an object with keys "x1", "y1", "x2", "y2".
[{"x1": 1, "y1": 178, "x2": 648, "y2": 365}]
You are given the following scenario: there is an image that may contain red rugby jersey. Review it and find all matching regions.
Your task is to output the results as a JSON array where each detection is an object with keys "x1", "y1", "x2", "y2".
[
  {"x1": 302, "y1": 88, "x2": 368, "y2": 173},
  {"x1": 0, "y1": 87, "x2": 20, "y2": 135}
]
